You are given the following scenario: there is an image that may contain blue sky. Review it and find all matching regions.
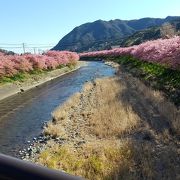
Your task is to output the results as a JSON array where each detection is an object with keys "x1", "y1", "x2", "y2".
[{"x1": 0, "y1": 0, "x2": 179, "y2": 53}]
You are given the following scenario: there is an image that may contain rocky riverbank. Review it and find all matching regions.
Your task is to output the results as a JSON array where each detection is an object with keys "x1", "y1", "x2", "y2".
[
  {"x1": 21, "y1": 64, "x2": 179, "y2": 179},
  {"x1": 19, "y1": 61, "x2": 119, "y2": 161}
]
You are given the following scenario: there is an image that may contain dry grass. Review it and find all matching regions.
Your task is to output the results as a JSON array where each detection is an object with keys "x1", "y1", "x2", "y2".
[
  {"x1": 46, "y1": 77, "x2": 140, "y2": 139},
  {"x1": 36, "y1": 139, "x2": 179, "y2": 180},
  {"x1": 37, "y1": 140, "x2": 135, "y2": 180},
  {"x1": 85, "y1": 78, "x2": 140, "y2": 138},
  {"x1": 43, "y1": 92, "x2": 81, "y2": 138},
  {"x1": 52, "y1": 92, "x2": 81, "y2": 122},
  {"x1": 35, "y1": 71, "x2": 179, "y2": 179},
  {"x1": 44, "y1": 123, "x2": 67, "y2": 138},
  {"x1": 118, "y1": 71, "x2": 180, "y2": 136}
]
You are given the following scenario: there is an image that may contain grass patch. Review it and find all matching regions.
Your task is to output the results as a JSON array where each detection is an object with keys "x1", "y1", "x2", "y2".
[
  {"x1": 35, "y1": 76, "x2": 179, "y2": 179},
  {"x1": 0, "y1": 70, "x2": 46, "y2": 84},
  {"x1": 0, "y1": 72, "x2": 30, "y2": 84},
  {"x1": 36, "y1": 140, "x2": 179, "y2": 179},
  {"x1": 0, "y1": 64, "x2": 76, "y2": 85},
  {"x1": 37, "y1": 140, "x2": 134, "y2": 180},
  {"x1": 107, "y1": 56, "x2": 180, "y2": 106},
  {"x1": 50, "y1": 78, "x2": 140, "y2": 139}
]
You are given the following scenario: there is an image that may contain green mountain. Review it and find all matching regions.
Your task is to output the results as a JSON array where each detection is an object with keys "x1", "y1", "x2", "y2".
[
  {"x1": 121, "y1": 19, "x2": 180, "y2": 47},
  {"x1": 52, "y1": 16, "x2": 180, "y2": 52}
]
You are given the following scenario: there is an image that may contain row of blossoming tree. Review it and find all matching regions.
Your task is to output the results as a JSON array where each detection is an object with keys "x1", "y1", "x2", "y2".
[
  {"x1": 80, "y1": 36, "x2": 180, "y2": 70},
  {"x1": 0, "y1": 51, "x2": 79, "y2": 78}
]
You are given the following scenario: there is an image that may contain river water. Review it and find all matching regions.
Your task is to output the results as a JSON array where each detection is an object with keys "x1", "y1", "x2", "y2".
[{"x1": 0, "y1": 61, "x2": 115, "y2": 157}]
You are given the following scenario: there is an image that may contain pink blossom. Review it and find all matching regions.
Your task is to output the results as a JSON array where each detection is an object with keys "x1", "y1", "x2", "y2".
[
  {"x1": 0, "y1": 50, "x2": 79, "y2": 78},
  {"x1": 10, "y1": 55, "x2": 33, "y2": 72},
  {"x1": 80, "y1": 36, "x2": 180, "y2": 69}
]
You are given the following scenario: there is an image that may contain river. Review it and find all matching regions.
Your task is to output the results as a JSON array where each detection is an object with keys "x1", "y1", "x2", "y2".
[{"x1": 0, "y1": 61, "x2": 115, "y2": 157}]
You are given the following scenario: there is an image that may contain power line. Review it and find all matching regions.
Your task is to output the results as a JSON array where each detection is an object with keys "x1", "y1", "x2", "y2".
[
  {"x1": 0, "y1": 36, "x2": 131, "y2": 50},
  {"x1": 0, "y1": 43, "x2": 22, "y2": 46},
  {"x1": 0, "y1": 46, "x2": 54, "y2": 49},
  {"x1": 0, "y1": 47, "x2": 23, "y2": 49},
  {"x1": 0, "y1": 43, "x2": 56, "y2": 46},
  {"x1": 0, "y1": 43, "x2": 56, "y2": 54},
  {"x1": 0, "y1": 34, "x2": 143, "y2": 53}
]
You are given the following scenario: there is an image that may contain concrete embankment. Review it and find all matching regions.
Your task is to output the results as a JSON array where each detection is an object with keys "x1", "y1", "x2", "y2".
[{"x1": 0, "y1": 61, "x2": 86, "y2": 101}]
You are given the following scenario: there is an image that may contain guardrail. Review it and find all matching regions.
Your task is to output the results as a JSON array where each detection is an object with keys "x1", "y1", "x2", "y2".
[{"x1": 0, "y1": 153, "x2": 83, "y2": 180}]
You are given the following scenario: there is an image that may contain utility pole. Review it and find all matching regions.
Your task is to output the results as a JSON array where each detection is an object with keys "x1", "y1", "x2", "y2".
[
  {"x1": 33, "y1": 47, "x2": 36, "y2": 54},
  {"x1": 22, "y1": 43, "x2": 26, "y2": 54}
]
